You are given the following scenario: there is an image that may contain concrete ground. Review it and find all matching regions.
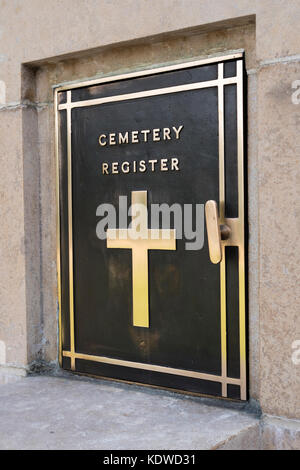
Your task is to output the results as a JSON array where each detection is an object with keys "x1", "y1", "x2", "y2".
[{"x1": 0, "y1": 375, "x2": 260, "y2": 450}]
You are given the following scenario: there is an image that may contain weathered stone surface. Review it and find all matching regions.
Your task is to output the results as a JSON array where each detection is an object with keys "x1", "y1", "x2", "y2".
[
  {"x1": 247, "y1": 70, "x2": 260, "y2": 400},
  {"x1": 0, "y1": 366, "x2": 27, "y2": 385},
  {"x1": 256, "y1": 0, "x2": 300, "y2": 62},
  {"x1": 2, "y1": 376, "x2": 300, "y2": 449},
  {"x1": 257, "y1": 62, "x2": 300, "y2": 419},
  {"x1": 262, "y1": 415, "x2": 300, "y2": 450},
  {"x1": 0, "y1": 109, "x2": 27, "y2": 367},
  {"x1": 37, "y1": 105, "x2": 58, "y2": 363},
  {"x1": 216, "y1": 423, "x2": 261, "y2": 450},
  {"x1": 0, "y1": 376, "x2": 259, "y2": 450},
  {"x1": 22, "y1": 106, "x2": 42, "y2": 364}
]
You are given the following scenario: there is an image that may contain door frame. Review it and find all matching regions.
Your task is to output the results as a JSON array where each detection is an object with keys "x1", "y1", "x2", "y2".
[{"x1": 54, "y1": 51, "x2": 247, "y2": 400}]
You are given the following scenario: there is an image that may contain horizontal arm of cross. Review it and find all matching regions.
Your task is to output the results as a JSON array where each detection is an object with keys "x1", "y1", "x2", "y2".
[{"x1": 107, "y1": 228, "x2": 176, "y2": 251}]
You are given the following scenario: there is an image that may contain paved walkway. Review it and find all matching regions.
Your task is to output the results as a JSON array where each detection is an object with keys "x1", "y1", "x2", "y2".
[{"x1": 0, "y1": 375, "x2": 259, "y2": 449}]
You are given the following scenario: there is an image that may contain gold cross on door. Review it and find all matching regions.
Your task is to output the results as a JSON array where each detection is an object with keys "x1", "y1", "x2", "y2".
[{"x1": 107, "y1": 191, "x2": 176, "y2": 328}]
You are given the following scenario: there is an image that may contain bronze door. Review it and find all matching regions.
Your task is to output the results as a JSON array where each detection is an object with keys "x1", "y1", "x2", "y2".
[{"x1": 56, "y1": 53, "x2": 247, "y2": 400}]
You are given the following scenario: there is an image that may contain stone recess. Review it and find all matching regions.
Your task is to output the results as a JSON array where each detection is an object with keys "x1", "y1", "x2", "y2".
[
  {"x1": 35, "y1": 21, "x2": 257, "y2": 371},
  {"x1": 37, "y1": 105, "x2": 58, "y2": 363}
]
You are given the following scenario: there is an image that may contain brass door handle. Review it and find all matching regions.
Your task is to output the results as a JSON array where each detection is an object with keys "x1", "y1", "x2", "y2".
[{"x1": 205, "y1": 200, "x2": 231, "y2": 264}]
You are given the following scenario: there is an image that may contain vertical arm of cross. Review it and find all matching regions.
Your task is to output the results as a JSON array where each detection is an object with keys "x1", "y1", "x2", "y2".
[
  {"x1": 130, "y1": 190, "x2": 150, "y2": 327},
  {"x1": 131, "y1": 247, "x2": 149, "y2": 328}
]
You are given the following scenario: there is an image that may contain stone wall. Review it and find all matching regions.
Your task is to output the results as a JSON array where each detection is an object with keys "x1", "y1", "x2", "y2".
[{"x1": 0, "y1": 0, "x2": 299, "y2": 438}]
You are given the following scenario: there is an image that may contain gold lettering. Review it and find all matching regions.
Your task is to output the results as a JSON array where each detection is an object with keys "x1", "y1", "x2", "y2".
[
  {"x1": 109, "y1": 133, "x2": 116, "y2": 145},
  {"x1": 112, "y1": 162, "x2": 119, "y2": 174},
  {"x1": 99, "y1": 134, "x2": 107, "y2": 146},
  {"x1": 163, "y1": 128, "x2": 171, "y2": 140},
  {"x1": 171, "y1": 157, "x2": 179, "y2": 171},
  {"x1": 102, "y1": 162, "x2": 109, "y2": 174},
  {"x1": 148, "y1": 159, "x2": 158, "y2": 171},
  {"x1": 141, "y1": 129, "x2": 150, "y2": 142},
  {"x1": 131, "y1": 131, "x2": 139, "y2": 143},
  {"x1": 119, "y1": 132, "x2": 129, "y2": 144},
  {"x1": 139, "y1": 160, "x2": 146, "y2": 172},
  {"x1": 121, "y1": 161, "x2": 130, "y2": 173},
  {"x1": 101, "y1": 157, "x2": 181, "y2": 175},
  {"x1": 99, "y1": 125, "x2": 184, "y2": 146},
  {"x1": 161, "y1": 158, "x2": 168, "y2": 171},
  {"x1": 173, "y1": 125, "x2": 184, "y2": 139},
  {"x1": 153, "y1": 128, "x2": 161, "y2": 141}
]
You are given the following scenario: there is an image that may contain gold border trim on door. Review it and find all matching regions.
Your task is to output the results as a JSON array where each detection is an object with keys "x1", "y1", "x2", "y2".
[{"x1": 54, "y1": 52, "x2": 247, "y2": 400}]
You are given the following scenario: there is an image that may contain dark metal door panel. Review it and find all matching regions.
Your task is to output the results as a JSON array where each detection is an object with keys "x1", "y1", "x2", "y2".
[{"x1": 55, "y1": 53, "x2": 247, "y2": 400}]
